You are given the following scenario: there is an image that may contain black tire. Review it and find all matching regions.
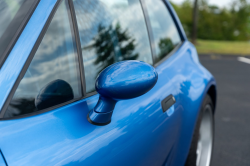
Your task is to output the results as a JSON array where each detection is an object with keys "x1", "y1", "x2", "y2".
[{"x1": 185, "y1": 95, "x2": 214, "y2": 166}]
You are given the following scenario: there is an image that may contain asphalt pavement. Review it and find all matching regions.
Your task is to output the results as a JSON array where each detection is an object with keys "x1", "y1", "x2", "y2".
[{"x1": 199, "y1": 55, "x2": 250, "y2": 166}]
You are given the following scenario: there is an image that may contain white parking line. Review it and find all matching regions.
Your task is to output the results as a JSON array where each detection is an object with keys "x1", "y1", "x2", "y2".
[{"x1": 238, "y1": 57, "x2": 250, "y2": 64}]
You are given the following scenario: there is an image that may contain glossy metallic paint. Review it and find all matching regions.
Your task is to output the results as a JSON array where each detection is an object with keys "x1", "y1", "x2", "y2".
[
  {"x1": 0, "y1": 0, "x2": 216, "y2": 166},
  {"x1": 0, "y1": 41, "x2": 216, "y2": 166},
  {"x1": 95, "y1": 61, "x2": 158, "y2": 100},
  {"x1": 89, "y1": 61, "x2": 158, "y2": 125},
  {"x1": 0, "y1": 150, "x2": 6, "y2": 166}
]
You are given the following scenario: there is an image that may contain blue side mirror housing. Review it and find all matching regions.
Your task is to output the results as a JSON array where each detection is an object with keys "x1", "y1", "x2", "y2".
[{"x1": 87, "y1": 60, "x2": 158, "y2": 126}]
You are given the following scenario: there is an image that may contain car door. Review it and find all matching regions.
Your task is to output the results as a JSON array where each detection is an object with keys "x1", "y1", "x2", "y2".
[{"x1": 0, "y1": 0, "x2": 184, "y2": 165}]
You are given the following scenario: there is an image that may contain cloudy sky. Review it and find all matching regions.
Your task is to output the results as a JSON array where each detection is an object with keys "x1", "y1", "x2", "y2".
[{"x1": 172, "y1": 0, "x2": 232, "y2": 8}]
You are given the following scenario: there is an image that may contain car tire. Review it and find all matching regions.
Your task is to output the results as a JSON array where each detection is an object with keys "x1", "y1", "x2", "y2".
[{"x1": 185, "y1": 95, "x2": 214, "y2": 166}]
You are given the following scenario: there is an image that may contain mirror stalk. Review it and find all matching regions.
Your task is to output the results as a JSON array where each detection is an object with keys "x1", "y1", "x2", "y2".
[{"x1": 88, "y1": 96, "x2": 117, "y2": 125}]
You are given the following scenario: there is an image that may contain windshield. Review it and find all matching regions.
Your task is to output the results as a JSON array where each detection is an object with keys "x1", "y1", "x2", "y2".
[{"x1": 0, "y1": 0, "x2": 38, "y2": 68}]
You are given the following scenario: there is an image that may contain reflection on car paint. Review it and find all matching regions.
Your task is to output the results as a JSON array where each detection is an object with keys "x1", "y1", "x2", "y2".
[{"x1": 0, "y1": 0, "x2": 217, "y2": 166}]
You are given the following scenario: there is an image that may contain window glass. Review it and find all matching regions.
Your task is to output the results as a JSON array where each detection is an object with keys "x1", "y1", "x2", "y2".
[
  {"x1": 144, "y1": 0, "x2": 181, "y2": 63},
  {"x1": 73, "y1": 0, "x2": 153, "y2": 93},
  {"x1": 5, "y1": 0, "x2": 82, "y2": 118},
  {"x1": 0, "y1": 0, "x2": 38, "y2": 67},
  {"x1": 0, "y1": 0, "x2": 25, "y2": 38}
]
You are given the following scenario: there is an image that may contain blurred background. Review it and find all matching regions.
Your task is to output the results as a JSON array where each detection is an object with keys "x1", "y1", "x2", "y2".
[{"x1": 170, "y1": 0, "x2": 250, "y2": 165}]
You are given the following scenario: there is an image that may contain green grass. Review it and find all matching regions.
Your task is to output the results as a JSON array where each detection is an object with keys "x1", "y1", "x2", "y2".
[{"x1": 195, "y1": 39, "x2": 250, "y2": 55}]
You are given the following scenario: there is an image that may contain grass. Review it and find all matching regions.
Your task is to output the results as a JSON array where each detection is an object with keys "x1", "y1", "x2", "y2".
[{"x1": 195, "y1": 39, "x2": 250, "y2": 55}]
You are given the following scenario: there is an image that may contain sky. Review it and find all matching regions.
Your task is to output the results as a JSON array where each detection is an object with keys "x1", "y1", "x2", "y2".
[{"x1": 172, "y1": 0, "x2": 232, "y2": 8}]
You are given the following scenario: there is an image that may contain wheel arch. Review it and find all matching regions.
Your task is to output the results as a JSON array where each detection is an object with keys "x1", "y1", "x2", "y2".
[{"x1": 207, "y1": 85, "x2": 217, "y2": 113}]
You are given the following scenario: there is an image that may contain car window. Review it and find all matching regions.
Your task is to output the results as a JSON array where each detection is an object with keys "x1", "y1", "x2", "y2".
[
  {"x1": 4, "y1": 0, "x2": 82, "y2": 118},
  {"x1": 143, "y1": 0, "x2": 181, "y2": 63},
  {"x1": 0, "y1": 0, "x2": 25, "y2": 39},
  {"x1": 72, "y1": 0, "x2": 153, "y2": 93},
  {"x1": 0, "y1": 0, "x2": 38, "y2": 68}
]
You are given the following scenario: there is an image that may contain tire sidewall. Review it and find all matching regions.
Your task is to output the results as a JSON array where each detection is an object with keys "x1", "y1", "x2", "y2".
[{"x1": 185, "y1": 95, "x2": 215, "y2": 166}]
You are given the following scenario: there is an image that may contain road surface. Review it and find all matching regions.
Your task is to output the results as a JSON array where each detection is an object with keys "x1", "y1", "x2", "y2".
[{"x1": 199, "y1": 55, "x2": 250, "y2": 166}]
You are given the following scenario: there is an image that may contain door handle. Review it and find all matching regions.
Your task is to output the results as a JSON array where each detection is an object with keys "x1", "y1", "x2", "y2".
[{"x1": 161, "y1": 95, "x2": 176, "y2": 112}]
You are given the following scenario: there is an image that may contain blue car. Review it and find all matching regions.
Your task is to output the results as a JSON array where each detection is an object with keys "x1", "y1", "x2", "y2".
[{"x1": 0, "y1": 0, "x2": 216, "y2": 166}]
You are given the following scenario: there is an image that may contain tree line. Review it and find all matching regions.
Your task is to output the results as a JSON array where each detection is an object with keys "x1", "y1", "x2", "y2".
[{"x1": 170, "y1": 0, "x2": 250, "y2": 42}]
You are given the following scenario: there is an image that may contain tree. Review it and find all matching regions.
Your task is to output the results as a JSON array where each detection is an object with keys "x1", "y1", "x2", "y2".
[
  {"x1": 171, "y1": 0, "x2": 193, "y2": 38},
  {"x1": 172, "y1": 0, "x2": 250, "y2": 41},
  {"x1": 192, "y1": 0, "x2": 199, "y2": 44}
]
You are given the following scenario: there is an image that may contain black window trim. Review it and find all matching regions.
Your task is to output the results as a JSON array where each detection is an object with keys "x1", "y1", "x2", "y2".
[
  {"x1": 140, "y1": 0, "x2": 185, "y2": 67},
  {"x1": 0, "y1": 0, "x2": 41, "y2": 70},
  {"x1": 0, "y1": 0, "x2": 186, "y2": 120},
  {"x1": 68, "y1": 0, "x2": 86, "y2": 97},
  {"x1": 0, "y1": 0, "x2": 88, "y2": 120},
  {"x1": 139, "y1": 0, "x2": 156, "y2": 65},
  {"x1": 68, "y1": 0, "x2": 98, "y2": 98}
]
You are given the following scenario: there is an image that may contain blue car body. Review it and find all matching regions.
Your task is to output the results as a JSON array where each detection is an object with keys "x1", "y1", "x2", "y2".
[{"x1": 0, "y1": 0, "x2": 216, "y2": 165}]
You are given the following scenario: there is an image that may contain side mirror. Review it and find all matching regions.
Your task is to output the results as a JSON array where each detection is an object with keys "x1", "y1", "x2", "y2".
[{"x1": 87, "y1": 60, "x2": 158, "y2": 126}]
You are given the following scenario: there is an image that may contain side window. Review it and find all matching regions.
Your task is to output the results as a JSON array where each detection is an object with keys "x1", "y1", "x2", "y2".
[
  {"x1": 144, "y1": 0, "x2": 181, "y2": 63},
  {"x1": 5, "y1": 0, "x2": 82, "y2": 118},
  {"x1": 73, "y1": 0, "x2": 153, "y2": 93}
]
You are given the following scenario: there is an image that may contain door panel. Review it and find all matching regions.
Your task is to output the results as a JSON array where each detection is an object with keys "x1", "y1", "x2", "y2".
[
  {"x1": 0, "y1": 61, "x2": 182, "y2": 166},
  {"x1": 0, "y1": 151, "x2": 6, "y2": 166},
  {"x1": 0, "y1": 0, "x2": 186, "y2": 165}
]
